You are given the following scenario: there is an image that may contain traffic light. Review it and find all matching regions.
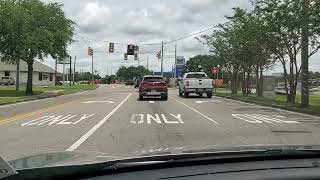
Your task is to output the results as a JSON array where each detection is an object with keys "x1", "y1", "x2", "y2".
[
  {"x1": 134, "y1": 53, "x2": 138, "y2": 61},
  {"x1": 124, "y1": 53, "x2": 128, "y2": 60},
  {"x1": 109, "y1": 43, "x2": 114, "y2": 53},
  {"x1": 134, "y1": 45, "x2": 139, "y2": 53},
  {"x1": 88, "y1": 47, "x2": 93, "y2": 56},
  {"x1": 156, "y1": 51, "x2": 161, "y2": 60},
  {"x1": 127, "y1": 45, "x2": 134, "y2": 55}
]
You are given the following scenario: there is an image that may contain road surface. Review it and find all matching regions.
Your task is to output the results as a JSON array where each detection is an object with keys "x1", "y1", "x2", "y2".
[{"x1": 1, "y1": 84, "x2": 320, "y2": 161}]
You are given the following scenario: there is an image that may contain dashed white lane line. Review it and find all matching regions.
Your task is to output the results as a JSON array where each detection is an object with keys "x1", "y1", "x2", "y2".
[
  {"x1": 169, "y1": 97, "x2": 220, "y2": 125},
  {"x1": 66, "y1": 93, "x2": 132, "y2": 151},
  {"x1": 149, "y1": 101, "x2": 155, "y2": 104}
]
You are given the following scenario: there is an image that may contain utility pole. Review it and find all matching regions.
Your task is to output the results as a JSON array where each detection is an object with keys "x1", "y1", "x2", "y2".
[
  {"x1": 174, "y1": 44, "x2": 177, "y2": 79},
  {"x1": 73, "y1": 55, "x2": 76, "y2": 85},
  {"x1": 63, "y1": 59, "x2": 65, "y2": 85},
  {"x1": 54, "y1": 59, "x2": 57, "y2": 86},
  {"x1": 91, "y1": 54, "x2": 94, "y2": 85},
  {"x1": 16, "y1": 59, "x2": 20, "y2": 91},
  {"x1": 161, "y1": 41, "x2": 164, "y2": 75},
  {"x1": 69, "y1": 56, "x2": 72, "y2": 86},
  {"x1": 147, "y1": 58, "x2": 149, "y2": 71},
  {"x1": 301, "y1": 0, "x2": 310, "y2": 107}
]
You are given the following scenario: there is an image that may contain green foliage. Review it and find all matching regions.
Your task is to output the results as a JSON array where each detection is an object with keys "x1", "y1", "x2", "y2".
[
  {"x1": 0, "y1": 0, "x2": 74, "y2": 94},
  {"x1": 116, "y1": 66, "x2": 152, "y2": 80}
]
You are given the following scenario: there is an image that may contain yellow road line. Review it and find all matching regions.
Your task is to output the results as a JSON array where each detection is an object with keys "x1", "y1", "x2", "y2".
[{"x1": 0, "y1": 101, "x2": 75, "y2": 125}]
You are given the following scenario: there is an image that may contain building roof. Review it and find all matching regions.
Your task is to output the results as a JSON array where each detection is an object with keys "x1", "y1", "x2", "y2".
[{"x1": 0, "y1": 60, "x2": 55, "y2": 73}]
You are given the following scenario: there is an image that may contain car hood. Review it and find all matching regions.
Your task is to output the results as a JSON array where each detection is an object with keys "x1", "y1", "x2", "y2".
[{"x1": 8, "y1": 144, "x2": 320, "y2": 170}]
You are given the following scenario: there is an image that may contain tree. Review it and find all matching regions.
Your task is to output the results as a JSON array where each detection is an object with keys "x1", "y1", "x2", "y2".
[
  {"x1": 0, "y1": 0, "x2": 74, "y2": 94},
  {"x1": 183, "y1": 54, "x2": 225, "y2": 78},
  {"x1": 199, "y1": 8, "x2": 273, "y2": 95},
  {"x1": 252, "y1": 0, "x2": 320, "y2": 103},
  {"x1": 116, "y1": 66, "x2": 151, "y2": 80}
]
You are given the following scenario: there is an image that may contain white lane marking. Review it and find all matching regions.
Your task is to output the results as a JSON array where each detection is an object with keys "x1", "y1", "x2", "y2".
[
  {"x1": 216, "y1": 96, "x2": 320, "y2": 119},
  {"x1": 170, "y1": 97, "x2": 219, "y2": 125},
  {"x1": 130, "y1": 114, "x2": 183, "y2": 124},
  {"x1": 66, "y1": 93, "x2": 132, "y2": 151},
  {"x1": 82, "y1": 101, "x2": 114, "y2": 104},
  {"x1": 232, "y1": 114, "x2": 300, "y2": 124},
  {"x1": 149, "y1": 101, "x2": 155, "y2": 104},
  {"x1": 195, "y1": 100, "x2": 222, "y2": 104},
  {"x1": 112, "y1": 86, "x2": 115, "y2": 88},
  {"x1": 21, "y1": 114, "x2": 96, "y2": 126}
]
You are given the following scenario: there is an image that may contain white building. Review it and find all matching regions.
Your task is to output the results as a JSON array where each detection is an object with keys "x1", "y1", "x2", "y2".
[{"x1": 0, "y1": 60, "x2": 56, "y2": 86}]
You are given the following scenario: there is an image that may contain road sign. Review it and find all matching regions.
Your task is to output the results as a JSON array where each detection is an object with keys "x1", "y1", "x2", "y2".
[
  {"x1": 211, "y1": 67, "x2": 219, "y2": 74},
  {"x1": 176, "y1": 56, "x2": 185, "y2": 66},
  {"x1": 58, "y1": 57, "x2": 70, "y2": 64}
]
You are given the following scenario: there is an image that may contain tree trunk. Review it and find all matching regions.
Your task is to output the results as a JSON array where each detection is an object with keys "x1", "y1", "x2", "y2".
[
  {"x1": 231, "y1": 69, "x2": 239, "y2": 94},
  {"x1": 241, "y1": 71, "x2": 246, "y2": 95},
  {"x1": 258, "y1": 66, "x2": 264, "y2": 96},
  {"x1": 26, "y1": 61, "x2": 34, "y2": 95}
]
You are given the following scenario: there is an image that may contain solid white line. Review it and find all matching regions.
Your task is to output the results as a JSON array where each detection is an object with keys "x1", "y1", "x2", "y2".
[
  {"x1": 149, "y1": 101, "x2": 155, "y2": 104},
  {"x1": 66, "y1": 93, "x2": 132, "y2": 151},
  {"x1": 216, "y1": 96, "x2": 320, "y2": 119},
  {"x1": 170, "y1": 97, "x2": 220, "y2": 125}
]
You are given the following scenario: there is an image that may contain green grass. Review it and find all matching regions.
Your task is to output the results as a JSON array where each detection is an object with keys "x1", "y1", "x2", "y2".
[
  {"x1": 215, "y1": 87, "x2": 320, "y2": 114},
  {"x1": 0, "y1": 84, "x2": 97, "y2": 105}
]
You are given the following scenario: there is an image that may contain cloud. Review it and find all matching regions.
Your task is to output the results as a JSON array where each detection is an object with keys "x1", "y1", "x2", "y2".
[
  {"x1": 40, "y1": 0, "x2": 257, "y2": 74},
  {"x1": 77, "y1": 2, "x2": 112, "y2": 34}
]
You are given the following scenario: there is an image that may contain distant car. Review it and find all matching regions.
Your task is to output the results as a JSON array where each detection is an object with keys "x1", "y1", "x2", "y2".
[
  {"x1": 139, "y1": 75, "x2": 168, "y2": 100},
  {"x1": 0, "y1": 76, "x2": 15, "y2": 85},
  {"x1": 125, "y1": 80, "x2": 134, "y2": 86},
  {"x1": 134, "y1": 78, "x2": 142, "y2": 88}
]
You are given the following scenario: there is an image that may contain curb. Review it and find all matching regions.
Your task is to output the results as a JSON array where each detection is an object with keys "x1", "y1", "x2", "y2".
[{"x1": 216, "y1": 94, "x2": 320, "y2": 117}]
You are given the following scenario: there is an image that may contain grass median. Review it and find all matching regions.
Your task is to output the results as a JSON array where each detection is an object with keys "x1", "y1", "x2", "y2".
[
  {"x1": 215, "y1": 88, "x2": 320, "y2": 116},
  {"x1": 0, "y1": 84, "x2": 97, "y2": 106}
]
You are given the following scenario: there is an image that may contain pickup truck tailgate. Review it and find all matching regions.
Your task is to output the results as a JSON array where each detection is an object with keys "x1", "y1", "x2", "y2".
[{"x1": 187, "y1": 79, "x2": 213, "y2": 89}]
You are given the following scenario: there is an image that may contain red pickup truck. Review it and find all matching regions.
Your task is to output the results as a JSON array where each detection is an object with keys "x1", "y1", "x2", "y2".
[{"x1": 139, "y1": 75, "x2": 168, "y2": 101}]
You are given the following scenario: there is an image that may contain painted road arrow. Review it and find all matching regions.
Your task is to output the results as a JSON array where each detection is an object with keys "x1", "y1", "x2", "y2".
[{"x1": 82, "y1": 101, "x2": 115, "y2": 104}]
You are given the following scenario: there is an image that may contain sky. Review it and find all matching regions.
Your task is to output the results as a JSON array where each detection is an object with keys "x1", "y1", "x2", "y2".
[{"x1": 41, "y1": 0, "x2": 319, "y2": 76}]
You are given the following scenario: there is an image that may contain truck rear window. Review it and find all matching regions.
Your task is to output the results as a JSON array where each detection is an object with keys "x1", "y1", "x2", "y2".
[
  {"x1": 186, "y1": 74, "x2": 207, "y2": 78},
  {"x1": 143, "y1": 77, "x2": 164, "y2": 82}
]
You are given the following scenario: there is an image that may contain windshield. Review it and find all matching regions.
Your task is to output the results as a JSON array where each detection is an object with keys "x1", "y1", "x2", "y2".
[
  {"x1": 143, "y1": 77, "x2": 164, "y2": 82},
  {"x1": 186, "y1": 74, "x2": 207, "y2": 79},
  {"x1": 1, "y1": 0, "x2": 320, "y2": 175}
]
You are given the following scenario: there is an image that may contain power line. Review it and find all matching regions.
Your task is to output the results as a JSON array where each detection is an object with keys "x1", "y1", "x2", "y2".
[
  {"x1": 74, "y1": 33, "x2": 161, "y2": 46},
  {"x1": 164, "y1": 26, "x2": 217, "y2": 45}
]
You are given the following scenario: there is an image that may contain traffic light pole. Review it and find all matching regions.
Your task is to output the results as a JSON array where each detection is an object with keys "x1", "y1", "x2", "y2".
[
  {"x1": 161, "y1": 41, "x2": 164, "y2": 76},
  {"x1": 91, "y1": 55, "x2": 94, "y2": 85},
  {"x1": 69, "y1": 56, "x2": 72, "y2": 86},
  {"x1": 174, "y1": 44, "x2": 177, "y2": 79}
]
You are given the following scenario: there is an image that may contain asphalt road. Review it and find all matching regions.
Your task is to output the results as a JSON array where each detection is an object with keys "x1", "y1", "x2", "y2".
[{"x1": 1, "y1": 84, "x2": 320, "y2": 161}]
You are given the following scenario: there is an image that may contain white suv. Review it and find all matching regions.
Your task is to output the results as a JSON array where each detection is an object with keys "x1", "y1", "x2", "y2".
[{"x1": 1, "y1": 76, "x2": 15, "y2": 85}]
